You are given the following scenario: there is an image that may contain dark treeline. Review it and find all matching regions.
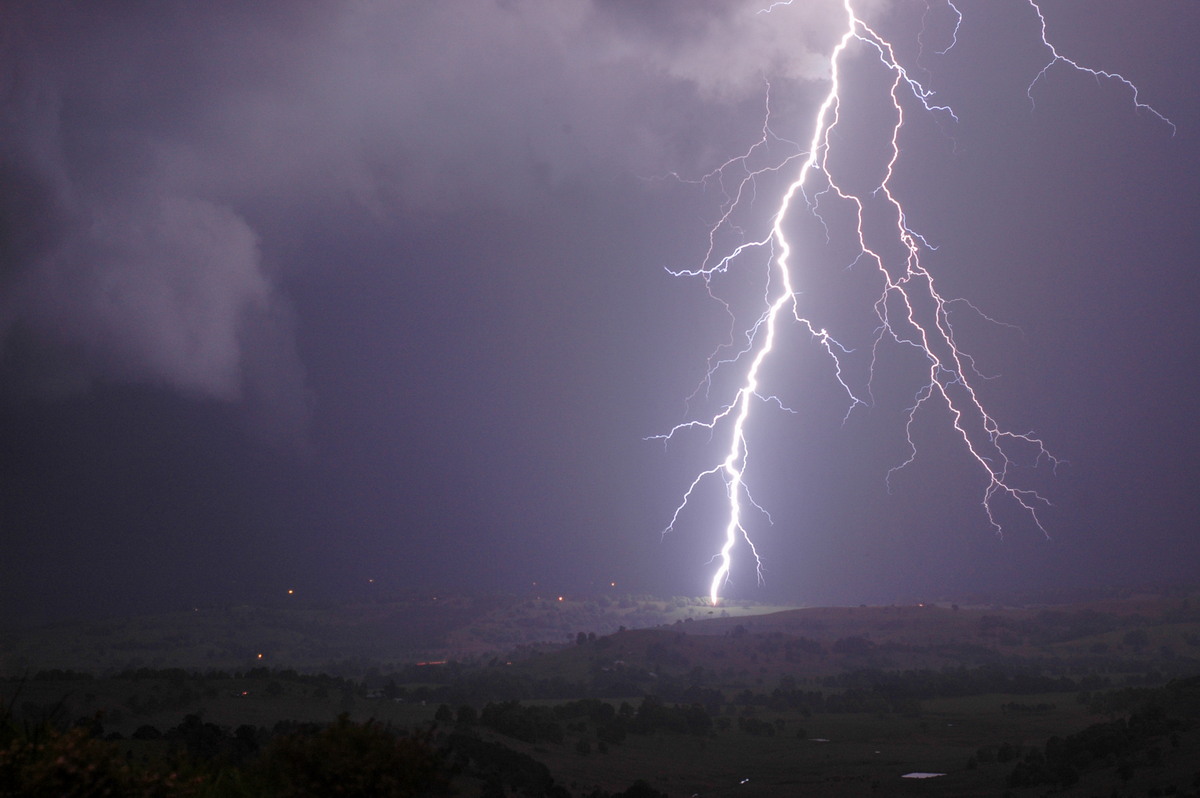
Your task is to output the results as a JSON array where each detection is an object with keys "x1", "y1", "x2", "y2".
[
  {"x1": 8, "y1": 659, "x2": 1157, "y2": 727},
  {"x1": 1005, "y1": 676, "x2": 1200, "y2": 791},
  {"x1": 466, "y1": 694, "x2": 711, "y2": 747},
  {"x1": 823, "y1": 665, "x2": 1111, "y2": 697}
]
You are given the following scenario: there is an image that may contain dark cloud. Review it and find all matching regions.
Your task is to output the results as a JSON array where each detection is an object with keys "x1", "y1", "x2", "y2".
[
  {"x1": 1, "y1": 4, "x2": 302, "y2": 425},
  {"x1": 0, "y1": 0, "x2": 849, "y2": 427}
]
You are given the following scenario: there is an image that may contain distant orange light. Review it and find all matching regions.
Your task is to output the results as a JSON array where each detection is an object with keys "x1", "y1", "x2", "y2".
[
  {"x1": 287, "y1": 589, "x2": 294, "y2": 595},
  {"x1": 610, "y1": 582, "x2": 616, "y2": 587},
  {"x1": 557, "y1": 596, "x2": 564, "y2": 602},
  {"x1": 257, "y1": 653, "x2": 264, "y2": 659}
]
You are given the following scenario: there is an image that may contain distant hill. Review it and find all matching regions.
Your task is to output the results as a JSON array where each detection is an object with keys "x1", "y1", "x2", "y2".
[
  {"x1": 0, "y1": 593, "x2": 788, "y2": 676},
  {"x1": 4, "y1": 588, "x2": 1199, "y2": 679}
]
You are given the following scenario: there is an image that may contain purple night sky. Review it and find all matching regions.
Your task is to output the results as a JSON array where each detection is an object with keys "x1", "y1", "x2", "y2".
[{"x1": 2, "y1": 1, "x2": 1198, "y2": 622}]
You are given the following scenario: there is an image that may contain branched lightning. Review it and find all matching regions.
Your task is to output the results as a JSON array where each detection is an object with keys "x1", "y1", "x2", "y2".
[
  {"x1": 1026, "y1": 1, "x2": 1176, "y2": 135},
  {"x1": 653, "y1": 0, "x2": 1174, "y2": 606}
]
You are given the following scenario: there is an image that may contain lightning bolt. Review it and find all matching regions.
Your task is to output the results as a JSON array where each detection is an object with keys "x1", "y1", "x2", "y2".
[{"x1": 654, "y1": 0, "x2": 1174, "y2": 606}]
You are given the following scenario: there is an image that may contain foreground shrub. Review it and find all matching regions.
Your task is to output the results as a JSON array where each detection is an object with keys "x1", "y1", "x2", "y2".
[
  {"x1": 260, "y1": 714, "x2": 449, "y2": 797},
  {"x1": 0, "y1": 723, "x2": 203, "y2": 797}
]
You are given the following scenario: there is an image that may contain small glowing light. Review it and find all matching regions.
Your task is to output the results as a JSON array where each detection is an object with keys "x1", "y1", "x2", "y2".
[
  {"x1": 257, "y1": 653, "x2": 264, "y2": 659},
  {"x1": 287, "y1": 589, "x2": 294, "y2": 595},
  {"x1": 610, "y1": 581, "x2": 616, "y2": 587},
  {"x1": 557, "y1": 596, "x2": 564, "y2": 602}
]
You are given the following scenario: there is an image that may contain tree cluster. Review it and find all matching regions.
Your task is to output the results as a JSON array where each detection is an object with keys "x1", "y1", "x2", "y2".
[{"x1": 1007, "y1": 676, "x2": 1200, "y2": 789}]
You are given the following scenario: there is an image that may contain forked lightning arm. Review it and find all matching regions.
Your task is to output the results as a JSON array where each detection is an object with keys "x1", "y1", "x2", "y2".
[{"x1": 652, "y1": 0, "x2": 1173, "y2": 606}]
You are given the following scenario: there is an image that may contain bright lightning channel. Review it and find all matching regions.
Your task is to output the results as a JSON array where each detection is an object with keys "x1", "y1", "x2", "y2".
[{"x1": 653, "y1": 0, "x2": 1174, "y2": 606}]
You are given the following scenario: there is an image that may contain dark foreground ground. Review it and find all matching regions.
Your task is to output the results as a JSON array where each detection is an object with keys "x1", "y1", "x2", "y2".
[{"x1": 4, "y1": 588, "x2": 1200, "y2": 796}]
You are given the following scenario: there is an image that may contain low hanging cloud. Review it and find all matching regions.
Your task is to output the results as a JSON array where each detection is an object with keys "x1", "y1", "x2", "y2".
[
  {"x1": 0, "y1": 0, "x2": 847, "y2": 425},
  {"x1": 24, "y1": 195, "x2": 268, "y2": 398},
  {"x1": 0, "y1": 3, "x2": 307, "y2": 423}
]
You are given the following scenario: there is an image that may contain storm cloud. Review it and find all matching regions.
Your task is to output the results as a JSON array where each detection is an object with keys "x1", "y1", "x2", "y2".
[{"x1": 0, "y1": 0, "x2": 847, "y2": 417}]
